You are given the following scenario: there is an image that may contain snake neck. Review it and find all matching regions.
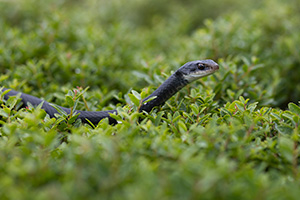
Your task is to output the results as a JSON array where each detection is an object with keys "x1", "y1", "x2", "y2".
[{"x1": 139, "y1": 72, "x2": 189, "y2": 113}]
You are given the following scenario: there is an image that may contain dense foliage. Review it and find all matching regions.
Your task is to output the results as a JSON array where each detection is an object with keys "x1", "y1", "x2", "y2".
[{"x1": 1, "y1": 0, "x2": 300, "y2": 199}]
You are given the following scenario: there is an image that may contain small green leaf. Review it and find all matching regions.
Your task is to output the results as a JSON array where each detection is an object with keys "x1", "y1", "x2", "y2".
[
  {"x1": 0, "y1": 109, "x2": 9, "y2": 118},
  {"x1": 36, "y1": 101, "x2": 44, "y2": 110},
  {"x1": 275, "y1": 124, "x2": 293, "y2": 134},
  {"x1": 154, "y1": 111, "x2": 163, "y2": 126},
  {"x1": 143, "y1": 96, "x2": 157, "y2": 104},
  {"x1": 68, "y1": 113, "x2": 80, "y2": 124},
  {"x1": 0, "y1": 88, "x2": 11, "y2": 96},
  {"x1": 220, "y1": 108, "x2": 232, "y2": 116},
  {"x1": 140, "y1": 90, "x2": 147, "y2": 99},
  {"x1": 128, "y1": 93, "x2": 140, "y2": 107},
  {"x1": 178, "y1": 120, "x2": 187, "y2": 133},
  {"x1": 72, "y1": 98, "x2": 80, "y2": 114},
  {"x1": 7, "y1": 94, "x2": 20, "y2": 108},
  {"x1": 0, "y1": 75, "x2": 9, "y2": 82},
  {"x1": 235, "y1": 102, "x2": 245, "y2": 111},
  {"x1": 248, "y1": 102, "x2": 258, "y2": 112},
  {"x1": 66, "y1": 95, "x2": 74, "y2": 107},
  {"x1": 109, "y1": 112, "x2": 123, "y2": 122},
  {"x1": 282, "y1": 112, "x2": 295, "y2": 123},
  {"x1": 239, "y1": 96, "x2": 246, "y2": 104},
  {"x1": 190, "y1": 104, "x2": 199, "y2": 116},
  {"x1": 50, "y1": 103, "x2": 68, "y2": 117},
  {"x1": 263, "y1": 107, "x2": 272, "y2": 116},
  {"x1": 131, "y1": 90, "x2": 141, "y2": 100},
  {"x1": 278, "y1": 137, "x2": 294, "y2": 163},
  {"x1": 288, "y1": 103, "x2": 300, "y2": 116},
  {"x1": 172, "y1": 115, "x2": 181, "y2": 123},
  {"x1": 190, "y1": 88, "x2": 197, "y2": 98},
  {"x1": 85, "y1": 118, "x2": 96, "y2": 129},
  {"x1": 271, "y1": 112, "x2": 281, "y2": 121}
]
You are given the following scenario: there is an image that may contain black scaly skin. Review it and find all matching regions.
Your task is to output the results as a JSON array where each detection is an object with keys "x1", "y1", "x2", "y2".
[
  {"x1": 1, "y1": 59, "x2": 219, "y2": 126},
  {"x1": 1, "y1": 88, "x2": 118, "y2": 125},
  {"x1": 140, "y1": 72, "x2": 188, "y2": 113}
]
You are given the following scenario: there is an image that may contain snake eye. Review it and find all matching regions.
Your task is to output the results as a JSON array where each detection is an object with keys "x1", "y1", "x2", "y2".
[{"x1": 197, "y1": 63, "x2": 205, "y2": 70}]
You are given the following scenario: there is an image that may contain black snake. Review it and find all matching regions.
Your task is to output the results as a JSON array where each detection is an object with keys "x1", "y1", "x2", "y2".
[{"x1": 1, "y1": 60, "x2": 219, "y2": 125}]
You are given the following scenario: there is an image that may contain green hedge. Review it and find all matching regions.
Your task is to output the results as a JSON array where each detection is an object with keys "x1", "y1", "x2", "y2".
[{"x1": 1, "y1": 0, "x2": 300, "y2": 199}]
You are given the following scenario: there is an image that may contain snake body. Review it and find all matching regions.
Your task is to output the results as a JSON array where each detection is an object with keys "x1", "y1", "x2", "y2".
[{"x1": 2, "y1": 60, "x2": 219, "y2": 125}]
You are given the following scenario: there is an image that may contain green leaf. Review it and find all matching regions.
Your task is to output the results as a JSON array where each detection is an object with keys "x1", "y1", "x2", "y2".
[
  {"x1": 190, "y1": 88, "x2": 198, "y2": 98},
  {"x1": 68, "y1": 112, "x2": 80, "y2": 124},
  {"x1": 288, "y1": 103, "x2": 300, "y2": 116},
  {"x1": 278, "y1": 137, "x2": 294, "y2": 163},
  {"x1": 154, "y1": 111, "x2": 163, "y2": 126},
  {"x1": 239, "y1": 96, "x2": 246, "y2": 104},
  {"x1": 172, "y1": 115, "x2": 181, "y2": 123},
  {"x1": 143, "y1": 96, "x2": 157, "y2": 103},
  {"x1": 85, "y1": 118, "x2": 96, "y2": 129},
  {"x1": 235, "y1": 101, "x2": 245, "y2": 111},
  {"x1": 178, "y1": 120, "x2": 187, "y2": 133},
  {"x1": 72, "y1": 98, "x2": 80, "y2": 114},
  {"x1": 128, "y1": 93, "x2": 140, "y2": 107},
  {"x1": 190, "y1": 104, "x2": 199, "y2": 116},
  {"x1": 282, "y1": 112, "x2": 296, "y2": 124},
  {"x1": 109, "y1": 112, "x2": 123, "y2": 122},
  {"x1": 263, "y1": 107, "x2": 272, "y2": 116},
  {"x1": 50, "y1": 103, "x2": 68, "y2": 117},
  {"x1": 0, "y1": 109, "x2": 9, "y2": 118},
  {"x1": 131, "y1": 90, "x2": 141, "y2": 100},
  {"x1": 6, "y1": 94, "x2": 20, "y2": 108},
  {"x1": 220, "y1": 108, "x2": 232, "y2": 116},
  {"x1": 0, "y1": 75, "x2": 9, "y2": 82},
  {"x1": 275, "y1": 124, "x2": 293, "y2": 134},
  {"x1": 271, "y1": 112, "x2": 281, "y2": 120},
  {"x1": 248, "y1": 102, "x2": 258, "y2": 112},
  {"x1": 0, "y1": 88, "x2": 11, "y2": 96},
  {"x1": 66, "y1": 95, "x2": 74, "y2": 107}
]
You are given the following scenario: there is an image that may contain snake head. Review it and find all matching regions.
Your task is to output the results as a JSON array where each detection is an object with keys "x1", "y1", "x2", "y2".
[{"x1": 176, "y1": 59, "x2": 219, "y2": 82}]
